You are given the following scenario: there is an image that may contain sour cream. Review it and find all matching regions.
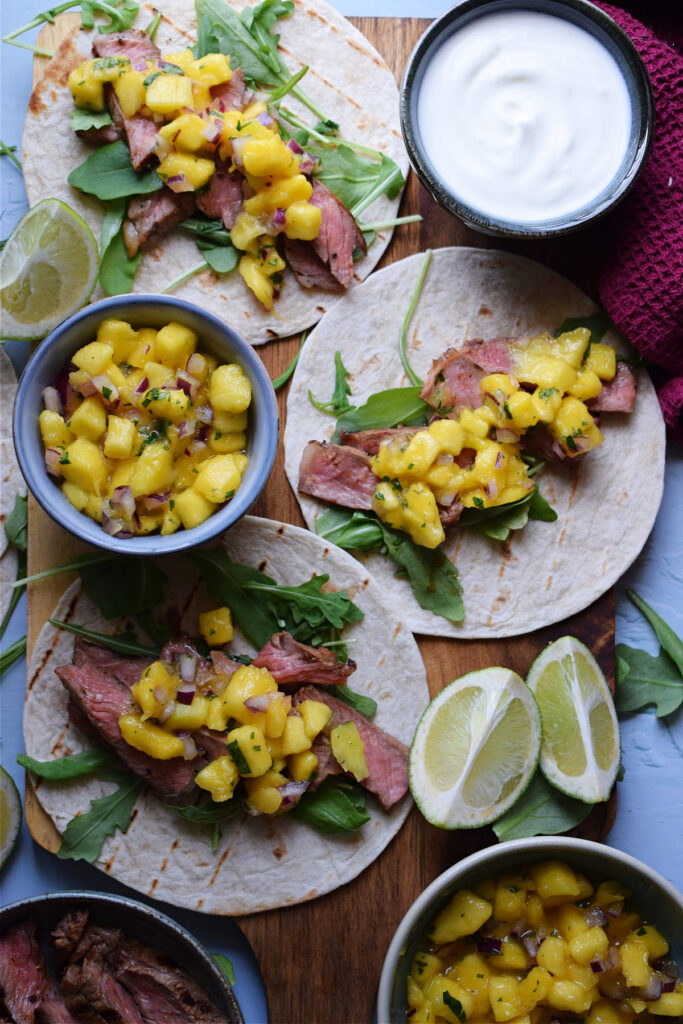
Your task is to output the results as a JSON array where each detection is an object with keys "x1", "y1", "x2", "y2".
[{"x1": 416, "y1": 9, "x2": 632, "y2": 223}]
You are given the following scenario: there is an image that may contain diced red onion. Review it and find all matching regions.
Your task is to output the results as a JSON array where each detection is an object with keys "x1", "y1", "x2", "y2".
[
  {"x1": 600, "y1": 976, "x2": 625, "y2": 1000},
  {"x1": 142, "y1": 491, "x2": 171, "y2": 511},
  {"x1": 494, "y1": 428, "x2": 518, "y2": 444},
  {"x1": 44, "y1": 447, "x2": 62, "y2": 476},
  {"x1": 244, "y1": 694, "x2": 276, "y2": 713},
  {"x1": 483, "y1": 390, "x2": 499, "y2": 407},
  {"x1": 42, "y1": 386, "x2": 63, "y2": 414},
  {"x1": 187, "y1": 353, "x2": 205, "y2": 376},
  {"x1": 662, "y1": 978, "x2": 676, "y2": 993},
  {"x1": 176, "y1": 370, "x2": 199, "y2": 400},
  {"x1": 179, "y1": 733, "x2": 197, "y2": 761},
  {"x1": 202, "y1": 121, "x2": 222, "y2": 145},
  {"x1": 244, "y1": 802, "x2": 262, "y2": 816},
  {"x1": 159, "y1": 699, "x2": 176, "y2": 724},
  {"x1": 435, "y1": 453, "x2": 454, "y2": 466},
  {"x1": 604, "y1": 903, "x2": 621, "y2": 919},
  {"x1": 179, "y1": 652, "x2": 198, "y2": 683},
  {"x1": 635, "y1": 976, "x2": 663, "y2": 1001},
  {"x1": 176, "y1": 684, "x2": 196, "y2": 705},
  {"x1": 571, "y1": 434, "x2": 591, "y2": 452},
  {"x1": 195, "y1": 406, "x2": 213, "y2": 425},
  {"x1": 495, "y1": 451, "x2": 503, "y2": 469},
  {"x1": 135, "y1": 376, "x2": 149, "y2": 394},
  {"x1": 176, "y1": 419, "x2": 192, "y2": 439},
  {"x1": 437, "y1": 491, "x2": 457, "y2": 508},
  {"x1": 166, "y1": 173, "x2": 195, "y2": 193},
  {"x1": 521, "y1": 931, "x2": 539, "y2": 958},
  {"x1": 101, "y1": 513, "x2": 126, "y2": 536},
  {"x1": 273, "y1": 207, "x2": 286, "y2": 226},
  {"x1": 152, "y1": 112, "x2": 164, "y2": 124},
  {"x1": 278, "y1": 781, "x2": 309, "y2": 807},
  {"x1": 133, "y1": 511, "x2": 142, "y2": 530},
  {"x1": 75, "y1": 375, "x2": 98, "y2": 398},
  {"x1": 590, "y1": 960, "x2": 604, "y2": 973},
  {"x1": 112, "y1": 485, "x2": 135, "y2": 518},
  {"x1": 230, "y1": 137, "x2": 246, "y2": 168},
  {"x1": 299, "y1": 153, "x2": 319, "y2": 175},
  {"x1": 92, "y1": 375, "x2": 119, "y2": 403},
  {"x1": 653, "y1": 958, "x2": 679, "y2": 980},
  {"x1": 584, "y1": 905, "x2": 607, "y2": 928},
  {"x1": 287, "y1": 139, "x2": 303, "y2": 155},
  {"x1": 485, "y1": 479, "x2": 499, "y2": 500},
  {"x1": 153, "y1": 685, "x2": 168, "y2": 703},
  {"x1": 477, "y1": 937, "x2": 503, "y2": 955},
  {"x1": 256, "y1": 110, "x2": 273, "y2": 127}
]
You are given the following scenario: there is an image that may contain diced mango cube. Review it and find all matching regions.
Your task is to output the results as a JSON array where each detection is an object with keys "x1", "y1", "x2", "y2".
[
  {"x1": 158, "y1": 151, "x2": 215, "y2": 190},
  {"x1": 173, "y1": 486, "x2": 216, "y2": 529},
  {"x1": 284, "y1": 200, "x2": 322, "y2": 240},
  {"x1": 145, "y1": 72, "x2": 193, "y2": 113},
  {"x1": 330, "y1": 721, "x2": 368, "y2": 781},
  {"x1": 104, "y1": 415, "x2": 136, "y2": 459},
  {"x1": 584, "y1": 343, "x2": 616, "y2": 380},
  {"x1": 569, "y1": 925, "x2": 609, "y2": 965},
  {"x1": 299, "y1": 699, "x2": 332, "y2": 740},
  {"x1": 281, "y1": 714, "x2": 312, "y2": 757},
  {"x1": 288, "y1": 749, "x2": 318, "y2": 782},
  {"x1": 112, "y1": 69, "x2": 146, "y2": 117},
  {"x1": 430, "y1": 890, "x2": 493, "y2": 944},
  {"x1": 129, "y1": 440, "x2": 175, "y2": 498},
  {"x1": 72, "y1": 341, "x2": 114, "y2": 376},
  {"x1": 118, "y1": 713, "x2": 184, "y2": 759},
  {"x1": 165, "y1": 695, "x2": 211, "y2": 732},
  {"x1": 488, "y1": 976, "x2": 523, "y2": 1022},
  {"x1": 39, "y1": 410, "x2": 73, "y2": 448},
  {"x1": 199, "y1": 606, "x2": 234, "y2": 646},
  {"x1": 621, "y1": 939, "x2": 651, "y2": 987},
  {"x1": 227, "y1": 724, "x2": 272, "y2": 777},
  {"x1": 155, "y1": 322, "x2": 197, "y2": 368},
  {"x1": 131, "y1": 660, "x2": 178, "y2": 720},
  {"x1": 531, "y1": 860, "x2": 581, "y2": 902},
  {"x1": 425, "y1": 976, "x2": 474, "y2": 1024},
  {"x1": 265, "y1": 695, "x2": 289, "y2": 739},
  {"x1": 546, "y1": 980, "x2": 592, "y2": 1014},
  {"x1": 194, "y1": 454, "x2": 242, "y2": 503},
  {"x1": 537, "y1": 935, "x2": 567, "y2": 976},
  {"x1": 209, "y1": 363, "x2": 252, "y2": 412},
  {"x1": 60, "y1": 437, "x2": 108, "y2": 493},
  {"x1": 195, "y1": 754, "x2": 240, "y2": 802}
]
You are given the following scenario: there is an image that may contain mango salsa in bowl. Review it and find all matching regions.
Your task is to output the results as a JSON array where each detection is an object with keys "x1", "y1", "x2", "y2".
[{"x1": 13, "y1": 295, "x2": 277, "y2": 554}]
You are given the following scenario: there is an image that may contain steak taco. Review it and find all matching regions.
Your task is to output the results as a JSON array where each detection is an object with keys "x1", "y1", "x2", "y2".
[
  {"x1": 283, "y1": 247, "x2": 665, "y2": 639},
  {"x1": 23, "y1": 517, "x2": 429, "y2": 915},
  {"x1": 21, "y1": 0, "x2": 407, "y2": 345}
]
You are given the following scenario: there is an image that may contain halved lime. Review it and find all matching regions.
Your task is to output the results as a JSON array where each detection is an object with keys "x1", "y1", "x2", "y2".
[
  {"x1": 409, "y1": 668, "x2": 541, "y2": 829},
  {"x1": 1, "y1": 198, "x2": 98, "y2": 340},
  {"x1": 527, "y1": 636, "x2": 620, "y2": 803},
  {"x1": 0, "y1": 765, "x2": 21, "y2": 871}
]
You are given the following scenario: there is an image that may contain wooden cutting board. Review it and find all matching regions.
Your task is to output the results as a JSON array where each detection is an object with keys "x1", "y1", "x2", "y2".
[{"x1": 26, "y1": 15, "x2": 616, "y2": 1024}]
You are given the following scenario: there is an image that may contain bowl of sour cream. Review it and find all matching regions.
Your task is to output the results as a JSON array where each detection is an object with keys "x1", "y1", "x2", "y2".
[{"x1": 400, "y1": 0, "x2": 653, "y2": 236}]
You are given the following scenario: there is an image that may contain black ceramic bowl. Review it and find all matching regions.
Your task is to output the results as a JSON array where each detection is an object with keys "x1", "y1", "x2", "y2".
[
  {"x1": 0, "y1": 891, "x2": 243, "y2": 1023},
  {"x1": 400, "y1": 0, "x2": 654, "y2": 237}
]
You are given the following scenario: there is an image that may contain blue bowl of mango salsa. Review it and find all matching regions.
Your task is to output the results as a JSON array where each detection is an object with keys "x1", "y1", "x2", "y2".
[
  {"x1": 377, "y1": 837, "x2": 683, "y2": 1023},
  {"x1": 13, "y1": 294, "x2": 278, "y2": 555}
]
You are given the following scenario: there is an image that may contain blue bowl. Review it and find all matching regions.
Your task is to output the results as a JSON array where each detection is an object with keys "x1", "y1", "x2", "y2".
[
  {"x1": 400, "y1": 0, "x2": 654, "y2": 238},
  {"x1": 13, "y1": 294, "x2": 278, "y2": 555},
  {"x1": 377, "y1": 837, "x2": 683, "y2": 1023}
]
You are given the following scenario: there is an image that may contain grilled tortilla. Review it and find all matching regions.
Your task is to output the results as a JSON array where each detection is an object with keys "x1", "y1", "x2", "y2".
[
  {"x1": 283, "y1": 247, "x2": 666, "y2": 639},
  {"x1": 0, "y1": 347, "x2": 25, "y2": 623},
  {"x1": 23, "y1": 516, "x2": 429, "y2": 915},
  {"x1": 21, "y1": 0, "x2": 407, "y2": 345}
]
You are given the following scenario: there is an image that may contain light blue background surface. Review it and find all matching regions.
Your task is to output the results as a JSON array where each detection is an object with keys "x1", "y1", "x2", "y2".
[{"x1": 1, "y1": 3, "x2": 681, "y2": 1023}]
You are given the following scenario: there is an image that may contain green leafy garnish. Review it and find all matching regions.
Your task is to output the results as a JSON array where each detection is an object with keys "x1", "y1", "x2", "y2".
[
  {"x1": 314, "y1": 508, "x2": 384, "y2": 552},
  {"x1": 0, "y1": 139, "x2": 22, "y2": 171},
  {"x1": 335, "y1": 387, "x2": 430, "y2": 437},
  {"x1": 17, "y1": 749, "x2": 114, "y2": 780},
  {"x1": 212, "y1": 953, "x2": 236, "y2": 986},
  {"x1": 305, "y1": 144, "x2": 404, "y2": 220},
  {"x1": 492, "y1": 772, "x2": 592, "y2": 841},
  {"x1": 98, "y1": 197, "x2": 142, "y2": 295},
  {"x1": 3, "y1": 2, "x2": 140, "y2": 57},
  {"x1": 57, "y1": 768, "x2": 143, "y2": 862},
  {"x1": 1, "y1": 495, "x2": 28, "y2": 640},
  {"x1": 243, "y1": 575, "x2": 364, "y2": 633},
  {"x1": 79, "y1": 557, "x2": 167, "y2": 619},
  {"x1": 292, "y1": 776, "x2": 370, "y2": 833},
  {"x1": 309, "y1": 352, "x2": 353, "y2": 416},
  {"x1": 227, "y1": 740, "x2": 251, "y2": 775},
  {"x1": 442, "y1": 991, "x2": 466, "y2": 1023},
  {"x1": 399, "y1": 251, "x2": 430, "y2": 387},
  {"x1": 327, "y1": 684, "x2": 377, "y2": 718},
  {"x1": 68, "y1": 140, "x2": 163, "y2": 200},
  {"x1": 615, "y1": 591, "x2": 683, "y2": 718},
  {"x1": 627, "y1": 590, "x2": 683, "y2": 677},
  {"x1": 0, "y1": 636, "x2": 26, "y2": 678},
  {"x1": 272, "y1": 333, "x2": 306, "y2": 391},
  {"x1": 458, "y1": 487, "x2": 557, "y2": 542},
  {"x1": 5, "y1": 493, "x2": 27, "y2": 553},
  {"x1": 69, "y1": 108, "x2": 114, "y2": 132},
  {"x1": 49, "y1": 619, "x2": 159, "y2": 659}
]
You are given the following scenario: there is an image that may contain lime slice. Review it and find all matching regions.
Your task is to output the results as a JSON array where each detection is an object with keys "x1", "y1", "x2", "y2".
[
  {"x1": 409, "y1": 668, "x2": 541, "y2": 829},
  {"x1": 0, "y1": 198, "x2": 98, "y2": 341},
  {"x1": 0, "y1": 765, "x2": 21, "y2": 871},
  {"x1": 527, "y1": 636, "x2": 620, "y2": 803}
]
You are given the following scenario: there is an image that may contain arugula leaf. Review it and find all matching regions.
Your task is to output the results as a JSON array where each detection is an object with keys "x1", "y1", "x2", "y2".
[
  {"x1": 292, "y1": 776, "x2": 370, "y2": 833},
  {"x1": 197, "y1": 241, "x2": 240, "y2": 274},
  {"x1": 180, "y1": 216, "x2": 233, "y2": 245},
  {"x1": 528, "y1": 487, "x2": 558, "y2": 523},
  {"x1": 335, "y1": 387, "x2": 430, "y2": 437},
  {"x1": 244, "y1": 575, "x2": 364, "y2": 633},
  {"x1": 57, "y1": 769, "x2": 143, "y2": 862},
  {"x1": 99, "y1": 218, "x2": 142, "y2": 295},
  {"x1": 49, "y1": 619, "x2": 159, "y2": 659},
  {"x1": 442, "y1": 992, "x2": 466, "y2": 1023},
  {"x1": 169, "y1": 801, "x2": 240, "y2": 825},
  {"x1": 212, "y1": 953, "x2": 236, "y2": 986},
  {"x1": 309, "y1": 352, "x2": 354, "y2": 415},
  {"x1": 379, "y1": 521, "x2": 464, "y2": 624},
  {"x1": 0, "y1": 636, "x2": 26, "y2": 678},
  {"x1": 615, "y1": 644, "x2": 683, "y2": 718},
  {"x1": 68, "y1": 140, "x2": 162, "y2": 200},
  {"x1": 492, "y1": 772, "x2": 592, "y2": 841},
  {"x1": 5, "y1": 493, "x2": 27, "y2": 552},
  {"x1": 194, "y1": 0, "x2": 290, "y2": 87},
  {"x1": 17, "y1": 749, "x2": 113, "y2": 780},
  {"x1": 190, "y1": 550, "x2": 281, "y2": 650},
  {"x1": 458, "y1": 487, "x2": 556, "y2": 542},
  {"x1": 399, "y1": 251, "x2": 430, "y2": 387},
  {"x1": 70, "y1": 108, "x2": 113, "y2": 132},
  {"x1": 79, "y1": 557, "x2": 167, "y2": 619},
  {"x1": 0, "y1": 550, "x2": 26, "y2": 641},
  {"x1": 272, "y1": 333, "x2": 306, "y2": 391},
  {"x1": 627, "y1": 590, "x2": 683, "y2": 678},
  {"x1": 314, "y1": 508, "x2": 384, "y2": 552},
  {"x1": 81, "y1": 1, "x2": 139, "y2": 33},
  {"x1": 327, "y1": 684, "x2": 377, "y2": 718},
  {"x1": 308, "y1": 144, "x2": 404, "y2": 219}
]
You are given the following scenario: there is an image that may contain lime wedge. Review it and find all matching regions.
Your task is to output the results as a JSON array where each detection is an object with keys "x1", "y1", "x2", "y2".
[
  {"x1": 0, "y1": 198, "x2": 98, "y2": 341},
  {"x1": 527, "y1": 636, "x2": 620, "y2": 803},
  {"x1": 409, "y1": 668, "x2": 541, "y2": 829},
  {"x1": 0, "y1": 765, "x2": 21, "y2": 871}
]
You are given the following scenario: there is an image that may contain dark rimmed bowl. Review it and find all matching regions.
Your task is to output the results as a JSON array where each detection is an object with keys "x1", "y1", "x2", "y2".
[
  {"x1": 377, "y1": 837, "x2": 683, "y2": 1023},
  {"x1": 13, "y1": 294, "x2": 278, "y2": 555},
  {"x1": 400, "y1": 0, "x2": 654, "y2": 238},
  {"x1": 0, "y1": 890, "x2": 243, "y2": 1023}
]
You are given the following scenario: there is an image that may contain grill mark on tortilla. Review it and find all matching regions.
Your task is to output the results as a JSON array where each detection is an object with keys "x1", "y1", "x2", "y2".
[
  {"x1": 28, "y1": 36, "x2": 83, "y2": 114},
  {"x1": 361, "y1": 578, "x2": 370, "y2": 590},
  {"x1": 27, "y1": 587, "x2": 80, "y2": 690},
  {"x1": 566, "y1": 473, "x2": 581, "y2": 511},
  {"x1": 50, "y1": 730, "x2": 69, "y2": 757},
  {"x1": 272, "y1": 840, "x2": 286, "y2": 860},
  {"x1": 159, "y1": 857, "x2": 169, "y2": 873},
  {"x1": 316, "y1": 305, "x2": 326, "y2": 313},
  {"x1": 103, "y1": 847, "x2": 120, "y2": 873},
  {"x1": 558, "y1": 525, "x2": 568, "y2": 546},
  {"x1": 208, "y1": 846, "x2": 232, "y2": 886},
  {"x1": 171, "y1": 838, "x2": 179, "y2": 853},
  {"x1": 258, "y1": 559, "x2": 268, "y2": 572},
  {"x1": 266, "y1": 329, "x2": 280, "y2": 338},
  {"x1": 392, "y1": 623, "x2": 402, "y2": 640},
  {"x1": 148, "y1": 878, "x2": 159, "y2": 896},
  {"x1": 299, "y1": 3, "x2": 387, "y2": 70},
  {"x1": 277, "y1": 525, "x2": 286, "y2": 536},
  {"x1": 278, "y1": 44, "x2": 362, "y2": 110},
  {"x1": 129, "y1": 806, "x2": 140, "y2": 827},
  {"x1": 479, "y1": 305, "x2": 493, "y2": 316},
  {"x1": 196, "y1": 898, "x2": 204, "y2": 909}
]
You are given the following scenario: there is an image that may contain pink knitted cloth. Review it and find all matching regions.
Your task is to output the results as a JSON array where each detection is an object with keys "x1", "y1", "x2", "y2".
[{"x1": 595, "y1": 3, "x2": 683, "y2": 441}]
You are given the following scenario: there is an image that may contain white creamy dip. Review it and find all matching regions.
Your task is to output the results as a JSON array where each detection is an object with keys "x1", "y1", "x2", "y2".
[{"x1": 416, "y1": 9, "x2": 632, "y2": 223}]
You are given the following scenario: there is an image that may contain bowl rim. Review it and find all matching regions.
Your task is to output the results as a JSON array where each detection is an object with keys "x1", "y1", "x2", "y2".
[
  {"x1": 400, "y1": 0, "x2": 655, "y2": 238},
  {"x1": 12, "y1": 293, "x2": 278, "y2": 556},
  {"x1": 0, "y1": 888, "x2": 244, "y2": 1024},
  {"x1": 377, "y1": 836, "x2": 683, "y2": 1022}
]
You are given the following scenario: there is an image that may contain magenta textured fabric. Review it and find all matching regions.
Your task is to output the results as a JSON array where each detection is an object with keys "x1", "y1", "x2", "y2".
[{"x1": 595, "y1": 3, "x2": 683, "y2": 440}]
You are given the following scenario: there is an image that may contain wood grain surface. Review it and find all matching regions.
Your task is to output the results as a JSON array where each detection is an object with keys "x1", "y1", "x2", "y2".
[{"x1": 25, "y1": 15, "x2": 616, "y2": 1024}]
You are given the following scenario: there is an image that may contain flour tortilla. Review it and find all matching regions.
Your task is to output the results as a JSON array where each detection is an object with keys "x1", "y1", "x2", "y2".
[
  {"x1": 21, "y1": 0, "x2": 407, "y2": 345},
  {"x1": 0, "y1": 347, "x2": 26, "y2": 621},
  {"x1": 284, "y1": 247, "x2": 666, "y2": 639},
  {"x1": 24, "y1": 516, "x2": 429, "y2": 915}
]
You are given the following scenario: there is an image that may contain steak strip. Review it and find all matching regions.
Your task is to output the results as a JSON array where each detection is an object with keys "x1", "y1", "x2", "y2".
[
  {"x1": 285, "y1": 179, "x2": 365, "y2": 291},
  {"x1": 60, "y1": 924, "x2": 145, "y2": 1024},
  {"x1": 253, "y1": 631, "x2": 356, "y2": 690},
  {"x1": 123, "y1": 190, "x2": 196, "y2": 258},
  {"x1": 293, "y1": 685, "x2": 409, "y2": 809},
  {"x1": 0, "y1": 920, "x2": 78, "y2": 1024},
  {"x1": 115, "y1": 939, "x2": 228, "y2": 1024},
  {"x1": 298, "y1": 441, "x2": 376, "y2": 510}
]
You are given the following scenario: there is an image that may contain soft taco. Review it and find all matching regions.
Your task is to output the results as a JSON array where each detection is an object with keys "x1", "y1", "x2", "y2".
[
  {"x1": 283, "y1": 247, "x2": 665, "y2": 639},
  {"x1": 0, "y1": 347, "x2": 26, "y2": 625},
  {"x1": 21, "y1": 0, "x2": 407, "y2": 345},
  {"x1": 23, "y1": 516, "x2": 429, "y2": 915}
]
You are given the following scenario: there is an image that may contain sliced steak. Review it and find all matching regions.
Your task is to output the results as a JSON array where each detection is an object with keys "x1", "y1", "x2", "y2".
[
  {"x1": 338, "y1": 426, "x2": 423, "y2": 456},
  {"x1": 73, "y1": 639, "x2": 151, "y2": 690},
  {"x1": 253, "y1": 632, "x2": 356, "y2": 690},
  {"x1": 0, "y1": 921, "x2": 78, "y2": 1024},
  {"x1": 91, "y1": 28, "x2": 160, "y2": 63},
  {"x1": 310, "y1": 179, "x2": 365, "y2": 288},
  {"x1": 196, "y1": 161, "x2": 243, "y2": 229},
  {"x1": 209, "y1": 67, "x2": 250, "y2": 112},
  {"x1": 586, "y1": 361, "x2": 637, "y2": 413},
  {"x1": 61, "y1": 926, "x2": 145, "y2": 1024},
  {"x1": 459, "y1": 337, "x2": 516, "y2": 375},
  {"x1": 124, "y1": 190, "x2": 196, "y2": 257},
  {"x1": 420, "y1": 349, "x2": 486, "y2": 417},
  {"x1": 52, "y1": 912, "x2": 89, "y2": 971},
  {"x1": 115, "y1": 939, "x2": 228, "y2": 1024},
  {"x1": 293, "y1": 686, "x2": 409, "y2": 809},
  {"x1": 55, "y1": 662, "x2": 202, "y2": 799},
  {"x1": 209, "y1": 650, "x2": 243, "y2": 680},
  {"x1": 520, "y1": 424, "x2": 570, "y2": 463},
  {"x1": 283, "y1": 237, "x2": 343, "y2": 292},
  {"x1": 298, "y1": 440, "x2": 377, "y2": 509},
  {"x1": 308, "y1": 733, "x2": 343, "y2": 790},
  {"x1": 192, "y1": 726, "x2": 228, "y2": 762},
  {"x1": 76, "y1": 122, "x2": 121, "y2": 146}
]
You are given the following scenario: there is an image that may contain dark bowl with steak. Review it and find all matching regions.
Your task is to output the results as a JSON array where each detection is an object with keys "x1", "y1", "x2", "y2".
[{"x1": 0, "y1": 891, "x2": 243, "y2": 1024}]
